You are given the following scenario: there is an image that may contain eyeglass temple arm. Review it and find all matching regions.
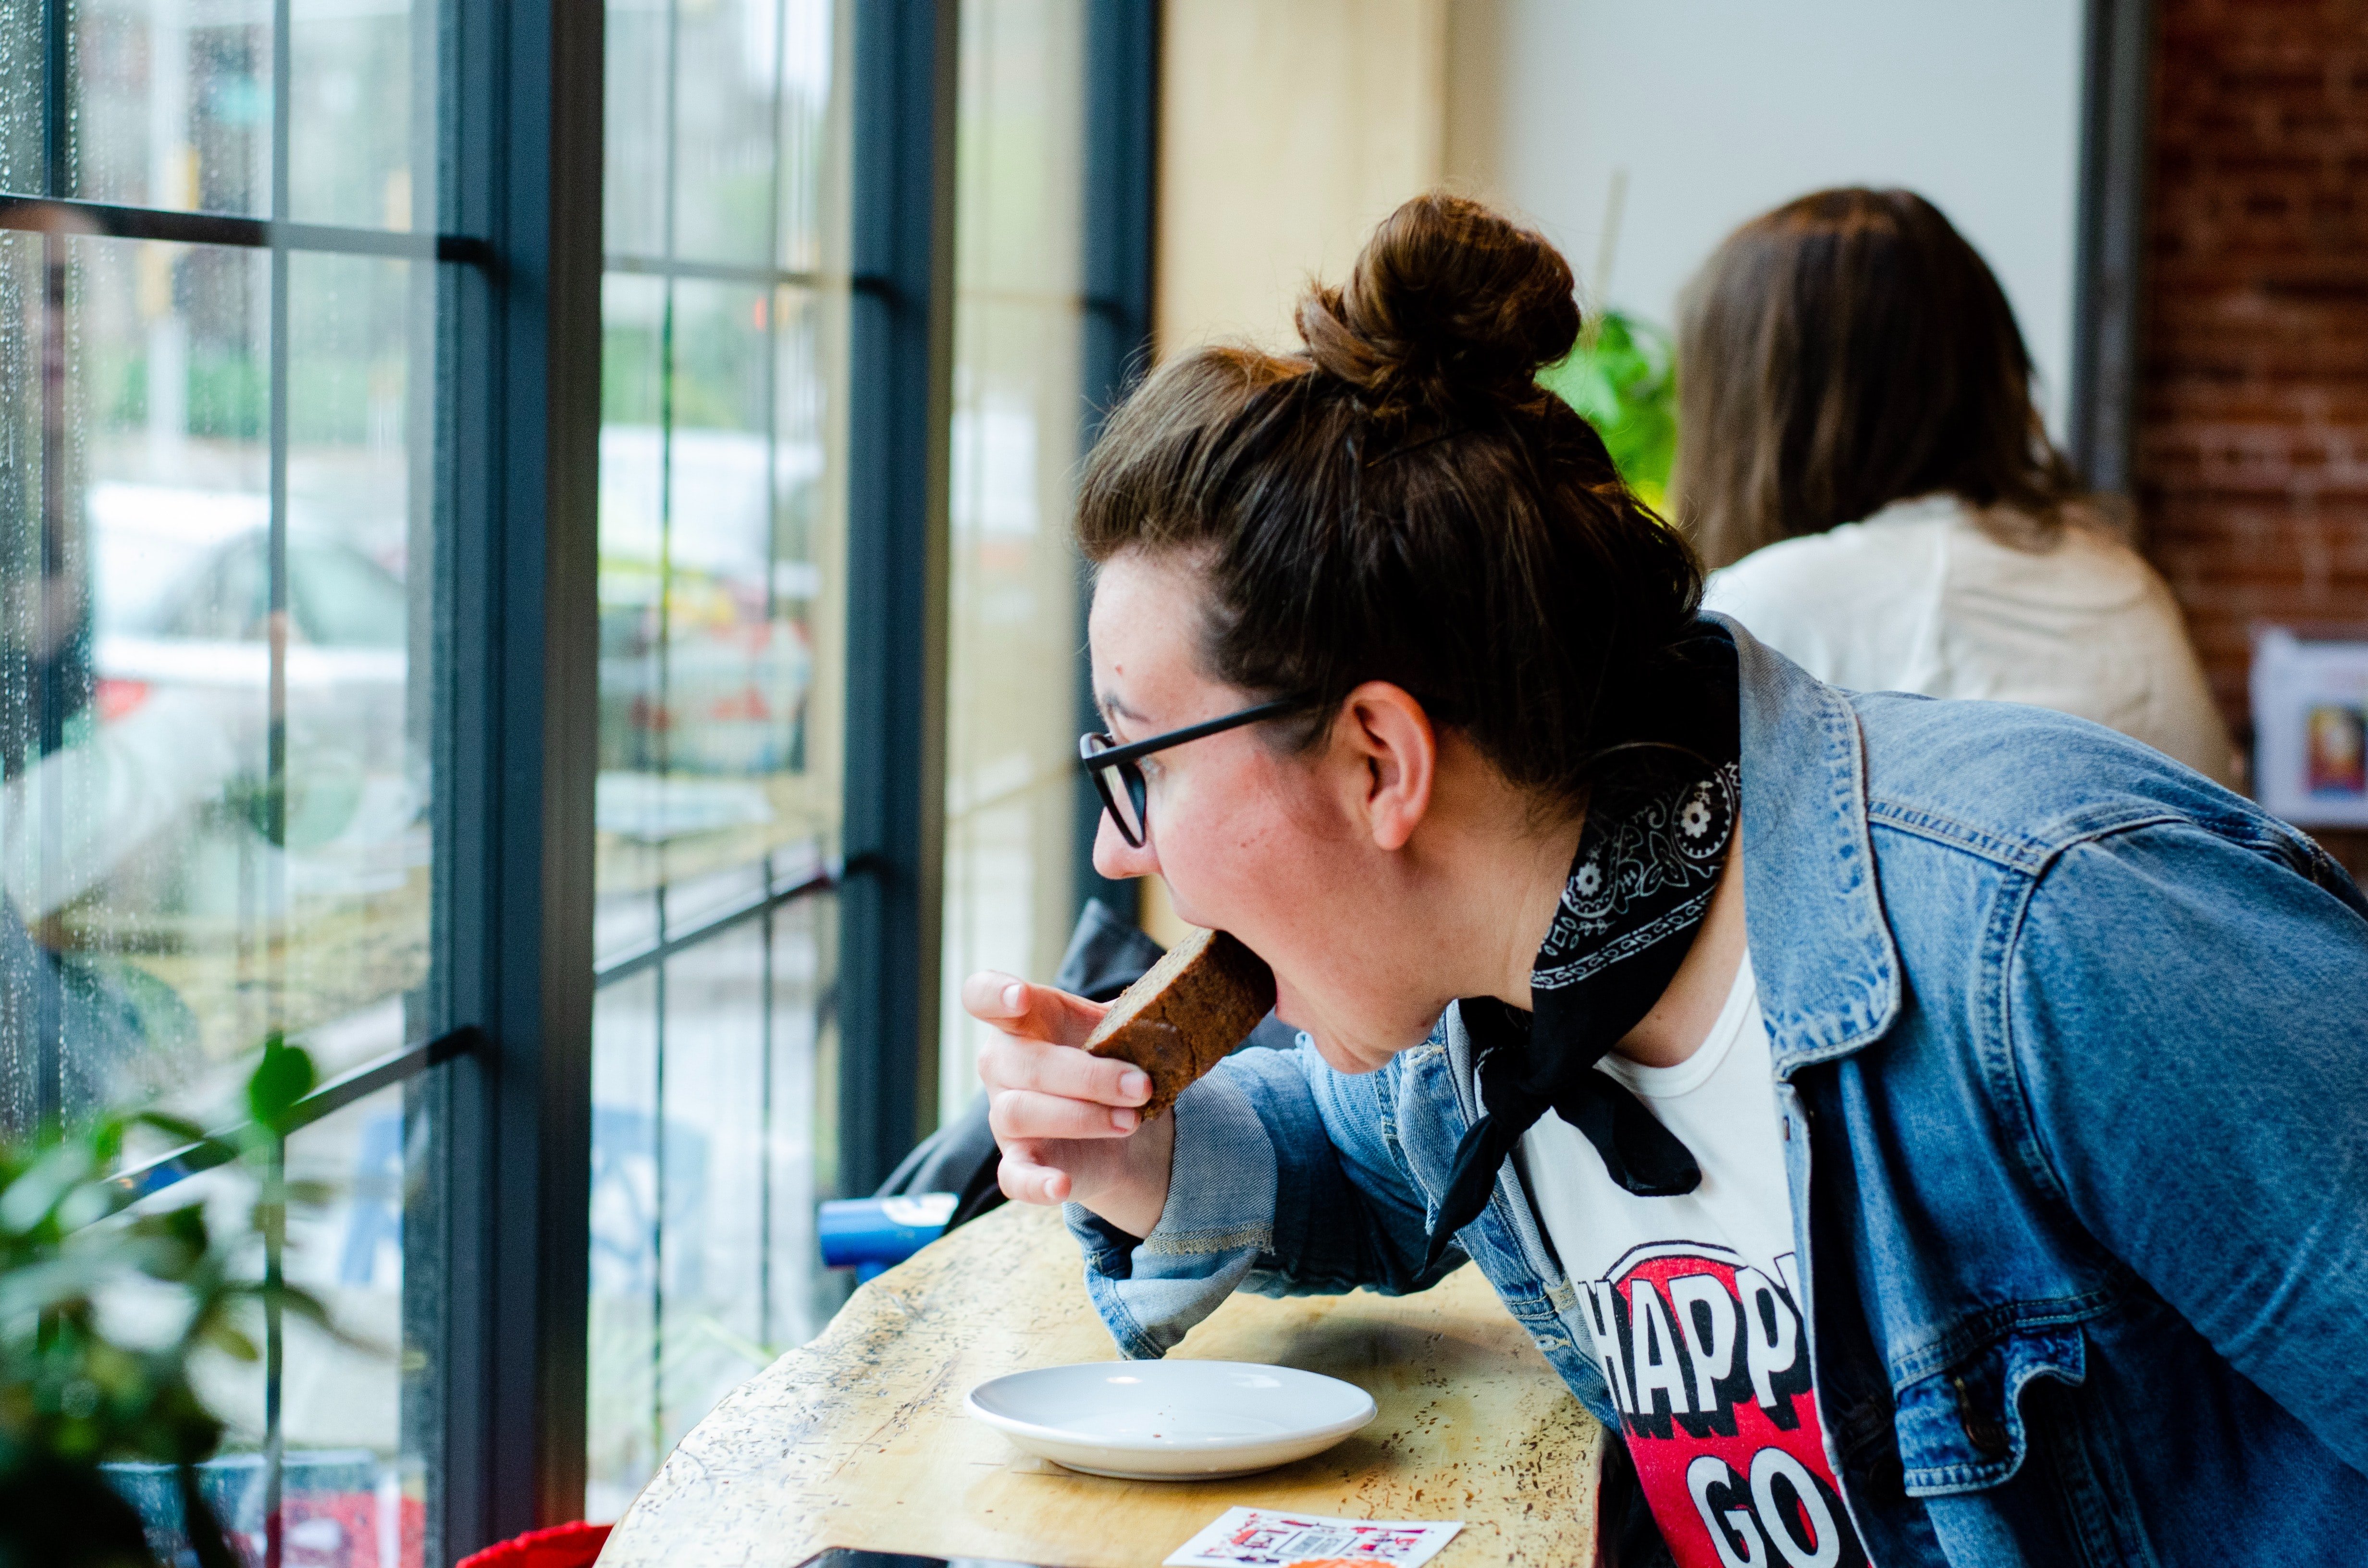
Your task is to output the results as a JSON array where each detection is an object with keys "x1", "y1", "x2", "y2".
[{"x1": 1074, "y1": 698, "x2": 1305, "y2": 771}]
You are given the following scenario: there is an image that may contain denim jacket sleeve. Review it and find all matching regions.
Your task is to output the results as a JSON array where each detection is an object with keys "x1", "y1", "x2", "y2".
[
  {"x1": 1065, "y1": 1032, "x2": 1466, "y2": 1359},
  {"x1": 2007, "y1": 818, "x2": 2368, "y2": 1474}
]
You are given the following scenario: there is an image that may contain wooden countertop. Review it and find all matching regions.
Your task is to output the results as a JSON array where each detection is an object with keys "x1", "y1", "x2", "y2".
[{"x1": 599, "y1": 1200, "x2": 1603, "y2": 1568}]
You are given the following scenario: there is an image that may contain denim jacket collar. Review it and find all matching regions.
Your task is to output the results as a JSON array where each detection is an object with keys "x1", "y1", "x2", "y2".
[{"x1": 1720, "y1": 614, "x2": 1904, "y2": 1075}]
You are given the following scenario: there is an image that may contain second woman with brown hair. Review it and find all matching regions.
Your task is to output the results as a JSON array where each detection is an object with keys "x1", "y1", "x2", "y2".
[{"x1": 1680, "y1": 186, "x2": 2238, "y2": 786}]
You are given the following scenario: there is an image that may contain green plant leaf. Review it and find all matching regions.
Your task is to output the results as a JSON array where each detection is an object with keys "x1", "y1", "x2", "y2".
[
  {"x1": 246, "y1": 1033, "x2": 317, "y2": 1134},
  {"x1": 0, "y1": 1143, "x2": 97, "y2": 1235},
  {"x1": 1539, "y1": 308, "x2": 1677, "y2": 510},
  {"x1": 0, "y1": 1023, "x2": 380, "y2": 1514},
  {"x1": 197, "y1": 1318, "x2": 259, "y2": 1364}
]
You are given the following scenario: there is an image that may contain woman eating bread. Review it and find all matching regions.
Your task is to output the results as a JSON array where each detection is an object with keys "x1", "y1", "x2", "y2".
[{"x1": 960, "y1": 194, "x2": 2368, "y2": 1566}]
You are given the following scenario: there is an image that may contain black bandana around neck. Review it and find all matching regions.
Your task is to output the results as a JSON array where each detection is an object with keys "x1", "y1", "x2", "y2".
[{"x1": 1422, "y1": 627, "x2": 1742, "y2": 1273}]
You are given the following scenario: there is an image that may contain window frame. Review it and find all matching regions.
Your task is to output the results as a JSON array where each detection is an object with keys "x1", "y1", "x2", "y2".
[
  {"x1": 1073, "y1": 0, "x2": 1159, "y2": 926},
  {"x1": 2068, "y1": 0, "x2": 2157, "y2": 498},
  {"x1": 837, "y1": 0, "x2": 960, "y2": 1192},
  {"x1": 419, "y1": 0, "x2": 605, "y2": 1553},
  {"x1": 0, "y1": 0, "x2": 562, "y2": 1559},
  {"x1": 19, "y1": 0, "x2": 1163, "y2": 1550}
]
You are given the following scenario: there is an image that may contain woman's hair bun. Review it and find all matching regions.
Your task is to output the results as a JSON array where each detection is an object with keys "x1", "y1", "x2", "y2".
[{"x1": 1296, "y1": 192, "x2": 1581, "y2": 419}]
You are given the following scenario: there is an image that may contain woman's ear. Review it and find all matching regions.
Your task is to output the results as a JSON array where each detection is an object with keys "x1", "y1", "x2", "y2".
[{"x1": 1337, "y1": 681, "x2": 1436, "y2": 851}]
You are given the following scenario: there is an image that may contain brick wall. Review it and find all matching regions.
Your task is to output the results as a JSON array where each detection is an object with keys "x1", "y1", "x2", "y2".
[{"x1": 2138, "y1": 0, "x2": 2368, "y2": 869}]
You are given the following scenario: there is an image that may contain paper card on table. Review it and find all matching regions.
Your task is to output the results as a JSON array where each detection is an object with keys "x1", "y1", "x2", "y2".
[{"x1": 1163, "y1": 1507, "x2": 1464, "y2": 1568}]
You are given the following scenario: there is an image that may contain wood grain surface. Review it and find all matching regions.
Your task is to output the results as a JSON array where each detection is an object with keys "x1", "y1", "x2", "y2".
[{"x1": 599, "y1": 1200, "x2": 1603, "y2": 1568}]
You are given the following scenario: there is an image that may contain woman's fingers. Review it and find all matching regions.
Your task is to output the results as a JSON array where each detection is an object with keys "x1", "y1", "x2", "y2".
[
  {"x1": 996, "y1": 1118, "x2": 1174, "y2": 1236},
  {"x1": 960, "y1": 970, "x2": 1110, "y2": 1047},
  {"x1": 963, "y1": 968, "x2": 1165, "y2": 1224},
  {"x1": 989, "y1": 1085, "x2": 1140, "y2": 1142},
  {"x1": 960, "y1": 968, "x2": 1032, "y2": 1022},
  {"x1": 998, "y1": 1150, "x2": 1073, "y2": 1206},
  {"x1": 977, "y1": 1032, "x2": 1149, "y2": 1109}
]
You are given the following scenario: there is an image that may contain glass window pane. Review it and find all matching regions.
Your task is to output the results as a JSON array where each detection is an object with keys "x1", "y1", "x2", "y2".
[
  {"x1": 771, "y1": 282, "x2": 843, "y2": 839},
  {"x1": 584, "y1": 894, "x2": 839, "y2": 1521},
  {"x1": 938, "y1": 0, "x2": 1088, "y2": 1126},
  {"x1": 672, "y1": 0, "x2": 789, "y2": 266},
  {"x1": 4, "y1": 8, "x2": 443, "y2": 1555},
  {"x1": 282, "y1": 251, "x2": 428, "y2": 1082},
  {"x1": 0, "y1": 229, "x2": 431, "y2": 1128},
  {"x1": 288, "y1": 0, "x2": 431, "y2": 230},
  {"x1": 44, "y1": 2, "x2": 430, "y2": 224},
  {"x1": 775, "y1": 1, "x2": 834, "y2": 275},
  {"x1": 65, "y1": 0, "x2": 274, "y2": 215},
  {"x1": 106, "y1": 1083, "x2": 428, "y2": 1568},
  {"x1": 0, "y1": 7, "x2": 39, "y2": 196},
  {"x1": 591, "y1": 0, "x2": 847, "y2": 1518},
  {"x1": 652, "y1": 926, "x2": 774, "y2": 1460},
  {"x1": 765, "y1": 892, "x2": 838, "y2": 1342},
  {"x1": 587, "y1": 965, "x2": 660, "y2": 1519},
  {"x1": 277, "y1": 1084, "x2": 430, "y2": 1568},
  {"x1": 604, "y1": 0, "x2": 669, "y2": 259},
  {"x1": 0, "y1": 228, "x2": 273, "y2": 1130}
]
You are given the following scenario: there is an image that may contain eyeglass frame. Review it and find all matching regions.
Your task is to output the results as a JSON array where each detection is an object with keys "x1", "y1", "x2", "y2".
[{"x1": 1077, "y1": 698, "x2": 1307, "y2": 849}]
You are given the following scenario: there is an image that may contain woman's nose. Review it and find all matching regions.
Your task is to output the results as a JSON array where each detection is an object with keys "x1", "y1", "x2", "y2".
[{"x1": 1092, "y1": 809, "x2": 1159, "y2": 880}]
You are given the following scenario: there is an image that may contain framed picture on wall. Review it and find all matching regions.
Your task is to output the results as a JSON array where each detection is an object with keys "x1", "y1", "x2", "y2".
[{"x1": 2252, "y1": 627, "x2": 2368, "y2": 828}]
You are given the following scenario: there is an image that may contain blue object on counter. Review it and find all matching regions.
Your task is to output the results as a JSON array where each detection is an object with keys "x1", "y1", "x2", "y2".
[{"x1": 819, "y1": 1192, "x2": 959, "y2": 1280}]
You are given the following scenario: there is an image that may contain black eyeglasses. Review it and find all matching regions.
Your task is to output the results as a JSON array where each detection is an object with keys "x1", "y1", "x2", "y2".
[{"x1": 1078, "y1": 699, "x2": 1305, "y2": 848}]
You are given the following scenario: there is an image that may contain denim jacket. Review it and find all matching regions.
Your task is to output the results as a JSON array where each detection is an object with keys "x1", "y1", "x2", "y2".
[{"x1": 1066, "y1": 619, "x2": 2368, "y2": 1567}]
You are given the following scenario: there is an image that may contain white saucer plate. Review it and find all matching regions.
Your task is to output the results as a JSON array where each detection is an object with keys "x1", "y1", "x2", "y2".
[{"x1": 965, "y1": 1360, "x2": 1378, "y2": 1481}]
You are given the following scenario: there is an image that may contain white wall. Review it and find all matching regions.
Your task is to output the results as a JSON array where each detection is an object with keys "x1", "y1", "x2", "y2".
[{"x1": 1447, "y1": 0, "x2": 2086, "y2": 436}]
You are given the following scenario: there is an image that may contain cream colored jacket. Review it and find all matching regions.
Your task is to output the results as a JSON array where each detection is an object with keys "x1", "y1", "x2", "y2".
[{"x1": 1704, "y1": 494, "x2": 2239, "y2": 788}]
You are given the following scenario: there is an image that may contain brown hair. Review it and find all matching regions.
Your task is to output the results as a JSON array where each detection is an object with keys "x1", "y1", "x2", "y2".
[
  {"x1": 1075, "y1": 193, "x2": 1709, "y2": 816},
  {"x1": 1672, "y1": 187, "x2": 2081, "y2": 569}
]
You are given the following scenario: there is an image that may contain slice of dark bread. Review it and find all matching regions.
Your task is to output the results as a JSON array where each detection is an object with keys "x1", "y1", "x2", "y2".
[{"x1": 1081, "y1": 926, "x2": 1277, "y2": 1120}]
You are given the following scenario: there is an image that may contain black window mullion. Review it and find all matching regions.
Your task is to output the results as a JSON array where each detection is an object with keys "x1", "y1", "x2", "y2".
[
  {"x1": 2068, "y1": 0, "x2": 2157, "y2": 498},
  {"x1": 426, "y1": 0, "x2": 604, "y2": 1557},
  {"x1": 1073, "y1": 0, "x2": 1159, "y2": 927},
  {"x1": 838, "y1": 0, "x2": 957, "y2": 1193}
]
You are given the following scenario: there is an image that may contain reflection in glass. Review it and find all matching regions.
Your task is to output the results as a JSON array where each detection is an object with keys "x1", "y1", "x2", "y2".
[
  {"x1": 587, "y1": 967, "x2": 659, "y2": 1504},
  {"x1": 109, "y1": 1083, "x2": 427, "y2": 1568},
  {"x1": 66, "y1": 0, "x2": 275, "y2": 216},
  {"x1": 589, "y1": 0, "x2": 847, "y2": 1518},
  {"x1": 0, "y1": 230, "x2": 430, "y2": 1133},
  {"x1": 671, "y1": 0, "x2": 792, "y2": 266},
  {"x1": 938, "y1": 0, "x2": 1088, "y2": 1125},
  {"x1": 58, "y1": 0, "x2": 429, "y2": 228},
  {"x1": 585, "y1": 897, "x2": 837, "y2": 1524},
  {"x1": 596, "y1": 278, "x2": 836, "y2": 916},
  {"x1": 279, "y1": 251, "x2": 429, "y2": 1085},
  {"x1": 1, "y1": 2, "x2": 439, "y2": 1562},
  {"x1": 0, "y1": 227, "x2": 279, "y2": 1130},
  {"x1": 287, "y1": 0, "x2": 430, "y2": 230},
  {"x1": 603, "y1": 0, "x2": 671, "y2": 259}
]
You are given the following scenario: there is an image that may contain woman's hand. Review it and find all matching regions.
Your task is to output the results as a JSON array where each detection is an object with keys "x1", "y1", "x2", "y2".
[{"x1": 963, "y1": 970, "x2": 1175, "y2": 1237}]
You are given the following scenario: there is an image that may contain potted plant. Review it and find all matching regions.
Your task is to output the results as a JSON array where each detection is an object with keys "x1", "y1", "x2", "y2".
[
  {"x1": 1539, "y1": 308, "x2": 1678, "y2": 514},
  {"x1": 0, "y1": 1036, "x2": 336, "y2": 1568}
]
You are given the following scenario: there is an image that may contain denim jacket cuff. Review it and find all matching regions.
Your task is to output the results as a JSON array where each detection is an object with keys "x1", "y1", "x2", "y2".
[{"x1": 1062, "y1": 1067, "x2": 1278, "y2": 1359}]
